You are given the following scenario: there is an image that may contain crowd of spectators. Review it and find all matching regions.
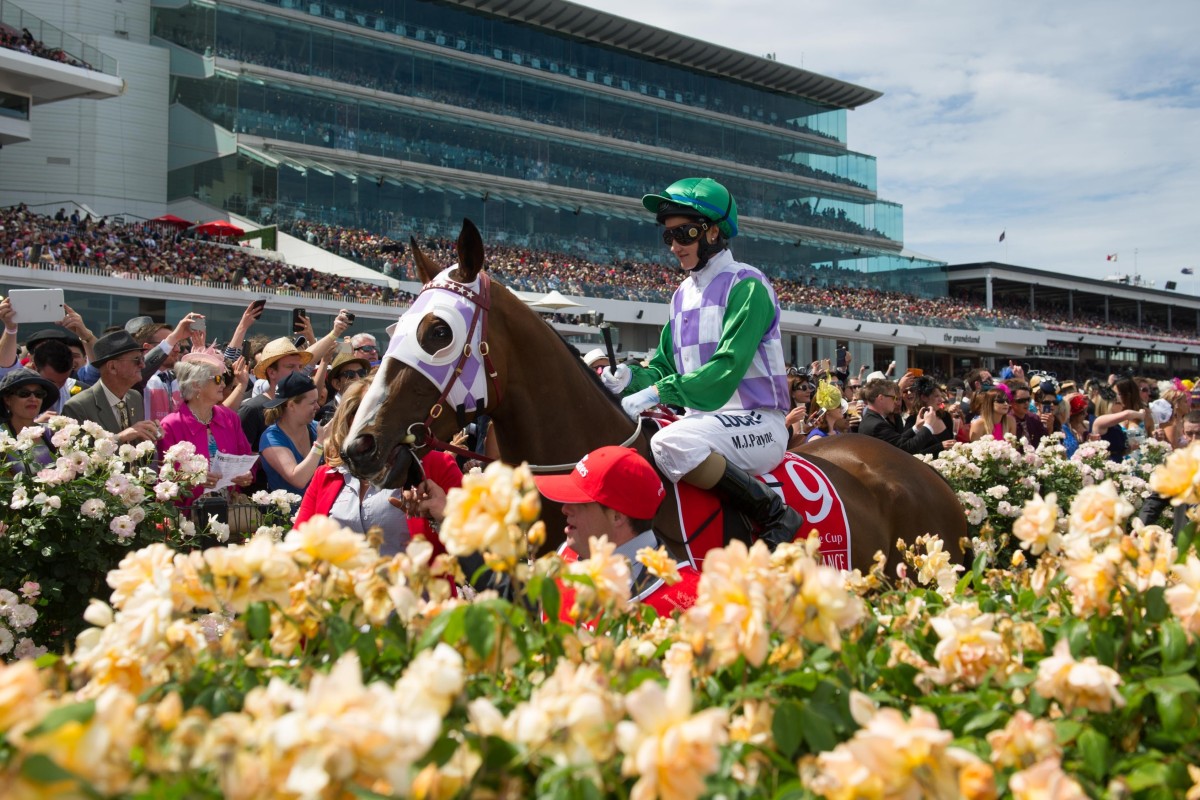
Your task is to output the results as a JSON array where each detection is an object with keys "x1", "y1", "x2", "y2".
[
  {"x1": 0, "y1": 205, "x2": 413, "y2": 307},
  {"x1": 0, "y1": 24, "x2": 94, "y2": 70},
  {"x1": 6, "y1": 203, "x2": 1200, "y2": 345}
]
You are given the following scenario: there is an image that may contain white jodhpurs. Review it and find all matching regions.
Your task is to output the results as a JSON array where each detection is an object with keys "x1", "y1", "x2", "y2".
[{"x1": 650, "y1": 409, "x2": 788, "y2": 484}]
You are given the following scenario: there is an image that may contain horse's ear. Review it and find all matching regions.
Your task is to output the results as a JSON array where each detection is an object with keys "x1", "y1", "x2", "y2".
[
  {"x1": 409, "y1": 236, "x2": 441, "y2": 285},
  {"x1": 454, "y1": 218, "x2": 485, "y2": 282}
]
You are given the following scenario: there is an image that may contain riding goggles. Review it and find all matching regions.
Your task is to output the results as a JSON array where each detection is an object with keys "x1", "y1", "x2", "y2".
[{"x1": 661, "y1": 221, "x2": 709, "y2": 246}]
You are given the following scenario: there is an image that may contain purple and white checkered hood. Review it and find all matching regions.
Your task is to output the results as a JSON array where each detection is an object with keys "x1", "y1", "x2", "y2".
[{"x1": 383, "y1": 266, "x2": 490, "y2": 410}]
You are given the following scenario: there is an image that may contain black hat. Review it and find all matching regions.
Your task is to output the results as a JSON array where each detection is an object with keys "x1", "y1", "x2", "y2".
[
  {"x1": 264, "y1": 372, "x2": 317, "y2": 409},
  {"x1": 92, "y1": 330, "x2": 143, "y2": 366},
  {"x1": 0, "y1": 368, "x2": 59, "y2": 416},
  {"x1": 25, "y1": 326, "x2": 82, "y2": 351}
]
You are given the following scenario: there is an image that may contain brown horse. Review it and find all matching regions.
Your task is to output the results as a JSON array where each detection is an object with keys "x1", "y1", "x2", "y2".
[{"x1": 342, "y1": 219, "x2": 966, "y2": 571}]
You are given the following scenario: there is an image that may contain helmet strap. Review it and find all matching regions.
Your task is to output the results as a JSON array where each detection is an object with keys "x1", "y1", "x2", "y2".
[{"x1": 688, "y1": 232, "x2": 727, "y2": 272}]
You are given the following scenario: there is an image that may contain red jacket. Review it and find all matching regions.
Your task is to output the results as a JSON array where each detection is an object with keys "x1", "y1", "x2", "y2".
[{"x1": 294, "y1": 451, "x2": 463, "y2": 547}]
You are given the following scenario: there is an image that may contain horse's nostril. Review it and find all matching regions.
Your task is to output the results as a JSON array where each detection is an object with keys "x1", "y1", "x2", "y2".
[{"x1": 345, "y1": 433, "x2": 376, "y2": 460}]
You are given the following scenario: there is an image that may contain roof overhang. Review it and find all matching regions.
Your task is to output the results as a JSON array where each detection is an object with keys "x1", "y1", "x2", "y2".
[{"x1": 446, "y1": 0, "x2": 881, "y2": 109}]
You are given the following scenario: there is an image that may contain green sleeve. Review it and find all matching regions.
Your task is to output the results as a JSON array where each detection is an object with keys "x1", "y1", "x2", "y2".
[
  {"x1": 642, "y1": 278, "x2": 776, "y2": 412},
  {"x1": 626, "y1": 324, "x2": 678, "y2": 392}
]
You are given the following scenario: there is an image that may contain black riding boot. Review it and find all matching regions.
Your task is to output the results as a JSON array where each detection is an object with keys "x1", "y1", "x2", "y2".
[{"x1": 716, "y1": 462, "x2": 804, "y2": 549}]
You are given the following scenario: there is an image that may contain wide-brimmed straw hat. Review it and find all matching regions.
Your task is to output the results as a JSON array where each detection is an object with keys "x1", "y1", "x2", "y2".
[{"x1": 254, "y1": 337, "x2": 313, "y2": 379}]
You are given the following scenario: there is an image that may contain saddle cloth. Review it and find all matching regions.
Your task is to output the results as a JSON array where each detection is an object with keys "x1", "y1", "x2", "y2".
[{"x1": 668, "y1": 451, "x2": 852, "y2": 571}]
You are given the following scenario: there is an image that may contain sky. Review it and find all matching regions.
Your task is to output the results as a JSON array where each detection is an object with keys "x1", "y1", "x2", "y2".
[{"x1": 572, "y1": 0, "x2": 1200, "y2": 290}]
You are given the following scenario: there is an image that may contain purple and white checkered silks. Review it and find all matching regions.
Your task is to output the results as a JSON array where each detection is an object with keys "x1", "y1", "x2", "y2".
[
  {"x1": 670, "y1": 250, "x2": 789, "y2": 413},
  {"x1": 383, "y1": 266, "x2": 490, "y2": 410}
]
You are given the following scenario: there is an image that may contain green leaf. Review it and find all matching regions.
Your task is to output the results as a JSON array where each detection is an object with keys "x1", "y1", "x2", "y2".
[
  {"x1": 1143, "y1": 586, "x2": 1168, "y2": 623},
  {"x1": 1076, "y1": 727, "x2": 1109, "y2": 783},
  {"x1": 962, "y1": 709, "x2": 1006, "y2": 734},
  {"x1": 244, "y1": 602, "x2": 270, "y2": 641},
  {"x1": 772, "y1": 700, "x2": 803, "y2": 758},
  {"x1": 441, "y1": 605, "x2": 468, "y2": 646},
  {"x1": 464, "y1": 605, "x2": 496, "y2": 660},
  {"x1": 25, "y1": 700, "x2": 96, "y2": 738},
  {"x1": 325, "y1": 614, "x2": 353, "y2": 655},
  {"x1": 1155, "y1": 689, "x2": 1184, "y2": 733},
  {"x1": 1126, "y1": 762, "x2": 1172, "y2": 791},
  {"x1": 1160, "y1": 619, "x2": 1188, "y2": 665},
  {"x1": 20, "y1": 753, "x2": 79, "y2": 784},
  {"x1": 779, "y1": 670, "x2": 820, "y2": 691},
  {"x1": 542, "y1": 577, "x2": 561, "y2": 624},
  {"x1": 1145, "y1": 675, "x2": 1200, "y2": 695},
  {"x1": 799, "y1": 703, "x2": 838, "y2": 753}
]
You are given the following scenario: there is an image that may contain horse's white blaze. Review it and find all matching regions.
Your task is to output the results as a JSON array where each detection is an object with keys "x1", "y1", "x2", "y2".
[{"x1": 346, "y1": 356, "x2": 393, "y2": 446}]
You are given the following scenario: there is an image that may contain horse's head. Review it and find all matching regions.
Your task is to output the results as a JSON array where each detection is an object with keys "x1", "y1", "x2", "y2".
[{"x1": 343, "y1": 219, "x2": 494, "y2": 488}]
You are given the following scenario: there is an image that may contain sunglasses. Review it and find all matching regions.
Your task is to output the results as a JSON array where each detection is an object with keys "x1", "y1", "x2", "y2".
[
  {"x1": 338, "y1": 369, "x2": 367, "y2": 379},
  {"x1": 12, "y1": 388, "x2": 47, "y2": 399},
  {"x1": 661, "y1": 221, "x2": 708, "y2": 246},
  {"x1": 212, "y1": 374, "x2": 225, "y2": 386},
  {"x1": 994, "y1": 398, "x2": 1010, "y2": 405},
  {"x1": 354, "y1": 345, "x2": 379, "y2": 354}
]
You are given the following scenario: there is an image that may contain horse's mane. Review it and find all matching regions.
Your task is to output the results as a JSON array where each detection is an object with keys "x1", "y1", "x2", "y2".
[
  {"x1": 488, "y1": 278, "x2": 627, "y2": 413},
  {"x1": 543, "y1": 317, "x2": 627, "y2": 413}
]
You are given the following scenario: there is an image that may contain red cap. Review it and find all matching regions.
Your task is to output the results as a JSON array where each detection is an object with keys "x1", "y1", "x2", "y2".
[{"x1": 534, "y1": 446, "x2": 665, "y2": 519}]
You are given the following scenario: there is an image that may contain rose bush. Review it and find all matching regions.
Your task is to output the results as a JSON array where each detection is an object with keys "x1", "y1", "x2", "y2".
[
  {"x1": 0, "y1": 452, "x2": 1198, "y2": 797},
  {"x1": 0, "y1": 419, "x2": 297, "y2": 652}
]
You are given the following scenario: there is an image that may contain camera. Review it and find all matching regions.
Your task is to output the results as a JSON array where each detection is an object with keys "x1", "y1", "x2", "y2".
[{"x1": 344, "y1": 312, "x2": 356, "y2": 324}]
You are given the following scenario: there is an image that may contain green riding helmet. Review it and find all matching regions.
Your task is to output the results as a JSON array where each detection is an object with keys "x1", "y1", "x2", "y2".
[{"x1": 641, "y1": 177, "x2": 739, "y2": 238}]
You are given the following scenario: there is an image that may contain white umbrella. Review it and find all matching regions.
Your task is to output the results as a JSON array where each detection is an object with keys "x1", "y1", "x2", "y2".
[{"x1": 532, "y1": 290, "x2": 586, "y2": 310}]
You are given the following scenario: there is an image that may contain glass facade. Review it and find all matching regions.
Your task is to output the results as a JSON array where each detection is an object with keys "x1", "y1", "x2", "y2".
[{"x1": 154, "y1": 0, "x2": 944, "y2": 293}]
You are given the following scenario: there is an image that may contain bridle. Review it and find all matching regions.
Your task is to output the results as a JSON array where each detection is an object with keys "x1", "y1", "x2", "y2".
[
  {"x1": 400, "y1": 270, "x2": 644, "y2": 472},
  {"x1": 405, "y1": 270, "x2": 502, "y2": 464}
]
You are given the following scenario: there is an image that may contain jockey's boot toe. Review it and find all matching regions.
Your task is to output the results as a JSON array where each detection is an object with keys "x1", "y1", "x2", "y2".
[{"x1": 716, "y1": 462, "x2": 803, "y2": 550}]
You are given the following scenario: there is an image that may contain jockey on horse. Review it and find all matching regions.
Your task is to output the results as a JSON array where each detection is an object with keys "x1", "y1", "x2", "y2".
[{"x1": 601, "y1": 177, "x2": 804, "y2": 546}]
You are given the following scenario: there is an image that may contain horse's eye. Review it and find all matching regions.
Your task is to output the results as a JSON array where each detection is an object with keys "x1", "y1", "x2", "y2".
[{"x1": 419, "y1": 320, "x2": 453, "y2": 355}]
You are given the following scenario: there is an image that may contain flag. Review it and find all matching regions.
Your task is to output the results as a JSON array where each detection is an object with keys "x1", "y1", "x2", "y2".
[
  {"x1": 1184, "y1": 267, "x2": 1195, "y2": 275},
  {"x1": 998, "y1": 231, "x2": 1006, "y2": 242},
  {"x1": 1106, "y1": 253, "x2": 1118, "y2": 262}
]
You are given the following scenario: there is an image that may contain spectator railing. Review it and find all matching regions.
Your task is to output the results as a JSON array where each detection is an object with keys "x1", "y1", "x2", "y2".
[{"x1": 0, "y1": 0, "x2": 118, "y2": 75}]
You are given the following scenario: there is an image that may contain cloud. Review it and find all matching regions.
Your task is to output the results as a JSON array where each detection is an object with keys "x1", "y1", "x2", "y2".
[{"x1": 573, "y1": 0, "x2": 1200, "y2": 284}]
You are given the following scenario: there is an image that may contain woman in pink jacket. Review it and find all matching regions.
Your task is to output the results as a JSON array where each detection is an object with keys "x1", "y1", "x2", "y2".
[{"x1": 158, "y1": 351, "x2": 255, "y2": 507}]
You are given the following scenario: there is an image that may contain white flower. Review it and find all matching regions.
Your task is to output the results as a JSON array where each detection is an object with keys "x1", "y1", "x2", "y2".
[
  {"x1": 9, "y1": 486, "x2": 29, "y2": 510},
  {"x1": 127, "y1": 506, "x2": 146, "y2": 524},
  {"x1": 81, "y1": 498, "x2": 107, "y2": 518},
  {"x1": 105, "y1": 474, "x2": 130, "y2": 497},
  {"x1": 154, "y1": 481, "x2": 180, "y2": 501},
  {"x1": 7, "y1": 604, "x2": 36, "y2": 631},
  {"x1": 110, "y1": 515, "x2": 136, "y2": 541},
  {"x1": 0, "y1": 626, "x2": 13, "y2": 655},
  {"x1": 209, "y1": 520, "x2": 230, "y2": 543}
]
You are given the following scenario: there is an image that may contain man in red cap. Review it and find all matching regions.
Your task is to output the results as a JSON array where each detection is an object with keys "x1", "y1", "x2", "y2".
[{"x1": 534, "y1": 446, "x2": 698, "y2": 616}]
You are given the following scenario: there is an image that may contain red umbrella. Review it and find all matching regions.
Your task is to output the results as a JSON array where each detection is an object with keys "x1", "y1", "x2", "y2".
[
  {"x1": 192, "y1": 220, "x2": 245, "y2": 238},
  {"x1": 151, "y1": 214, "x2": 192, "y2": 229}
]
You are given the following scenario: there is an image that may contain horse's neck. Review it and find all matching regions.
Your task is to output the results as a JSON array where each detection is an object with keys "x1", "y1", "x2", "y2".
[{"x1": 492, "y1": 337, "x2": 635, "y2": 467}]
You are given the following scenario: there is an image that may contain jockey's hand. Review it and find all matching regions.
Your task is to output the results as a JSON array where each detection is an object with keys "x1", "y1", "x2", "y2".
[
  {"x1": 621, "y1": 386, "x2": 659, "y2": 419},
  {"x1": 600, "y1": 363, "x2": 632, "y2": 394}
]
